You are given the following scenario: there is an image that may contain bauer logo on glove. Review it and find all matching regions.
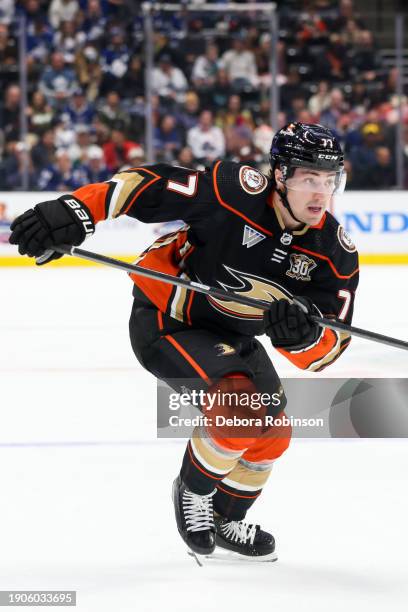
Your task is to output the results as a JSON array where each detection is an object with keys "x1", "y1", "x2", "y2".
[{"x1": 8, "y1": 195, "x2": 95, "y2": 265}]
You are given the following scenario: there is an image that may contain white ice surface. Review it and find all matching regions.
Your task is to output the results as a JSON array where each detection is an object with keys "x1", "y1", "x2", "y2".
[{"x1": 1, "y1": 265, "x2": 408, "y2": 611}]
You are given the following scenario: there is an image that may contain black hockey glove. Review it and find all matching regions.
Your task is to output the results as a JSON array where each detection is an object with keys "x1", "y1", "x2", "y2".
[
  {"x1": 9, "y1": 195, "x2": 95, "y2": 265},
  {"x1": 264, "y1": 297, "x2": 322, "y2": 351}
]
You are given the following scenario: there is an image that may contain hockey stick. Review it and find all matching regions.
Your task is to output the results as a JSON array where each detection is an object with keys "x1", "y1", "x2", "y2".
[{"x1": 49, "y1": 245, "x2": 408, "y2": 352}]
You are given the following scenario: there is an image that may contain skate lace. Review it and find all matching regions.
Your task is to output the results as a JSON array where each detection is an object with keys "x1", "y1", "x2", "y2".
[
  {"x1": 182, "y1": 489, "x2": 216, "y2": 533},
  {"x1": 221, "y1": 520, "x2": 257, "y2": 546}
]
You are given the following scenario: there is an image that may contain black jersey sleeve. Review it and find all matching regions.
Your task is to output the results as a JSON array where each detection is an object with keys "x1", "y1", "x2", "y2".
[{"x1": 72, "y1": 164, "x2": 216, "y2": 226}]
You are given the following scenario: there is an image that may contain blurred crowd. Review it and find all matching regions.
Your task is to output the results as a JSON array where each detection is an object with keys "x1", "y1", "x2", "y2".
[{"x1": 0, "y1": 0, "x2": 407, "y2": 191}]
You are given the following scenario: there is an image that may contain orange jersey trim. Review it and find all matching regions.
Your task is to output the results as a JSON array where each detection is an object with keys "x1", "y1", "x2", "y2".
[
  {"x1": 292, "y1": 245, "x2": 359, "y2": 280},
  {"x1": 186, "y1": 290, "x2": 195, "y2": 326},
  {"x1": 310, "y1": 213, "x2": 327, "y2": 229},
  {"x1": 278, "y1": 327, "x2": 338, "y2": 370},
  {"x1": 164, "y1": 335, "x2": 211, "y2": 384},
  {"x1": 212, "y1": 161, "x2": 273, "y2": 237},
  {"x1": 216, "y1": 484, "x2": 261, "y2": 499},
  {"x1": 314, "y1": 338, "x2": 351, "y2": 372}
]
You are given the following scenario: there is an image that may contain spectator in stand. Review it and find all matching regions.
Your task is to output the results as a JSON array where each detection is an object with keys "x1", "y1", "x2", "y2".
[
  {"x1": 93, "y1": 117, "x2": 111, "y2": 149},
  {"x1": 154, "y1": 114, "x2": 183, "y2": 163},
  {"x1": 0, "y1": 84, "x2": 21, "y2": 143},
  {"x1": 370, "y1": 146, "x2": 396, "y2": 189},
  {"x1": 31, "y1": 128, "x2": 56, "y2": 172},
  {"x1": 225, "y1": 116, "x2": 254, "y2": 159},
  {"x1": 177, "y1": 146, "x2": 194, "y2": 168},
  {"x1": 37, "y1": 148, "x2": 87, "y2": 190},
  {"x1": 348, "y1": 121, "x2": 385, "y2": 184},
  {"x1": 252, "y1": 100, "x2": 275, "y2": 159},
  {"x1": 80, "y1": 144, "x2": 110, "y2": 183},
  {"x1": 82, "y1": 0, "x2": 106, "y2": 44},
  {"x1": 175, "y1": 91, "x2": 200, "y2": 133},
  {"x1": 349, "y1": 30, "x2": 380, "y2": 83},
  {"x1": 100, "y1": 25, "x2": 130, "y2": 94},
  {"x1": 97, "y1": 90, "x2": 130, "y2": 131},
  {"x1": 296, "y1": 109, "x2": 316, "y2": 124},
  {"x1": 296, "y1": 3, "x2": 329, "y2": 44},
  {"x1": 220, "y1": 34, "x2": 258, "y2": 92},
  {"x1": 27, "y1": 91, "x2": 55, "y2": 136},
  {"x1": 21, "y1": 0, "x2": 48, "y2": 26},
  {"x1": 342, "y1": 17, "x2": 363, "y2": 47},
  {"x1": 187, "y1": 109, "x2": 225, "y2": 165},
  {"x1": 25, "y1": 11, "x2": 53, "y2": 68},
  {"x1": 279, "y1": 67, "x2": 307, "y2": 113},
  {"x1": 0, "y1": 0, "x2": 14, "y2": 24},
  {"x1": 217, "y1": 94, "x2": 254, "y2": 130},
  {"x1": 102, "y1": 125, "x2": 140, "y2": 172},
  {"x1": 288, "y1": 95, "x2": 309, "y2": 123},
  {"x1": 0, "y1": 23, "x2": 17, "y2": 90},
  {"x1": 335, "y1": 112, "x2": 359, "y2": 152},
  {"x1": 53, "y1": 20, "x2": 86, "y2": 65},
  {"x1": 255, "y1": 34, "x2": 286, "y2": 89},
  {"x1": 126, "y1": 145, "x2": 145, "y2": 169},
  {"x1": 348, "y1": 81, "x2": 370, "y2": 111},
  {"x1": 308, "y1": 80, "x2": 331, "y2": 116},
  {"x1": 191, "y1": 42, "x2": 220, "y2": 91},
  {"x1": 208, "y1": 68, "x2": 233, "y2": 112},
  {"x1": 0, "y1": 142, "x2": 37, "y2": 190},
  {"x1": 314, "y1": 33, "x2": 350, "y2": 82},
  {"x1": 349, "y1": 143, "x2": 396, "y2": 190},
  {"x1": 39, "y1": 51, "x2": 78, "y2": 108},
  {"x1": 48, "y1": 0, "x2": 79, "y2": 29},
  {"x1": 62, "y1": 88, "x2": 95, "y2": 126},
  {"x1": 53, "y1": 115, "x2": 76, "y2": 150},
  {"x1": 117, "y1": 55, "x2": 144, "y2": 99},
  {"x1": 320, "y1": 88, "x2": 349, "y2": 134},
  {"x1": 330, "y1": 0, "x2": 366, "y2": 34},
  {"x1": 152, "y1": 54, "x2": 188, "y2": 105},
  {"x1": 68, "y1": 124, "x2": 95, "y2": 166},
  {"x1": 75, "y1": 44, "x2": 103, "y2": 102}
]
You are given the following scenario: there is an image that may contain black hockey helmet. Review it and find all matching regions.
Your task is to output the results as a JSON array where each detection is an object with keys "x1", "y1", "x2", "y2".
[
  {"x1": 270, "y1": 122, "x2": 344, "y2": 176},
  {"x1": 269, "y1": 122, "x2": 346, "y2": 222}
]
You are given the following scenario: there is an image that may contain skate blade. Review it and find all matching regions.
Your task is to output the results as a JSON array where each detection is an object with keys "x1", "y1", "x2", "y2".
[
  {"x1": 205, "y1": 549, "x2": 278, "y2": 563},
  {"x1": 187, "y1": 550, "x2": 205, "y2": 567}
]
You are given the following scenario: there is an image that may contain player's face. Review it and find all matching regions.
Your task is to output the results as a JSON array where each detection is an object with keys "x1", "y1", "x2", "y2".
[{"x1": 284, "y1": 168, "x2": 336, "y2": 224}]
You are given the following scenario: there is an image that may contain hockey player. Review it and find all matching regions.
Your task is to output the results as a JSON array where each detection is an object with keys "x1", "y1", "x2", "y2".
[{"x1": 9, "y1": 123, "x2": 359, "y2": 561}]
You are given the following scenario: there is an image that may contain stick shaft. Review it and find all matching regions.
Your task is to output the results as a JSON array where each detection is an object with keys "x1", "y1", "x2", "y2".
[{"x1": 52, "y1": 245, "x2": 408, "y2": 352}]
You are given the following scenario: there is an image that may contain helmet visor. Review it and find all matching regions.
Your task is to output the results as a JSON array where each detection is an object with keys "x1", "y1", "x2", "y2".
[{"x1": 284, "y1": 168, "x2": 347, "y2": 195}]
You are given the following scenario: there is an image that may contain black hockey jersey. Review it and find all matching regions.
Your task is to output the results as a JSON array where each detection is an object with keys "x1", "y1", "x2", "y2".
[{"x1": 73, "y1": 161, "x2": 359, "y2": 372}]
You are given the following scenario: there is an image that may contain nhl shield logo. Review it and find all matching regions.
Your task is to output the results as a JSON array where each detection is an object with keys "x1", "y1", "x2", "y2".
[
  {"x1": 286, "y1": 253, "x2": 317, "y2": 281},
  {"x1": 280, "y1": 232, "x2": 293, "y2": 246}
]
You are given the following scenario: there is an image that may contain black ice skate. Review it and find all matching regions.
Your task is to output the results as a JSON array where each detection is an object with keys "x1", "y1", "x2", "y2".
[
  {"x1": 172, "y1": 476, "x2": 216, "y2": 558},
  {"x1": 214, "y1": 516, "x2": 277, "y2": 562}
]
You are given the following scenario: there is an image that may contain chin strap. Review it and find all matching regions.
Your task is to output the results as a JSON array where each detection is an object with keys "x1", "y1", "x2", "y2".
[{"x1": 276, "y1": 185, "x2": 304, "y2": 225}]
